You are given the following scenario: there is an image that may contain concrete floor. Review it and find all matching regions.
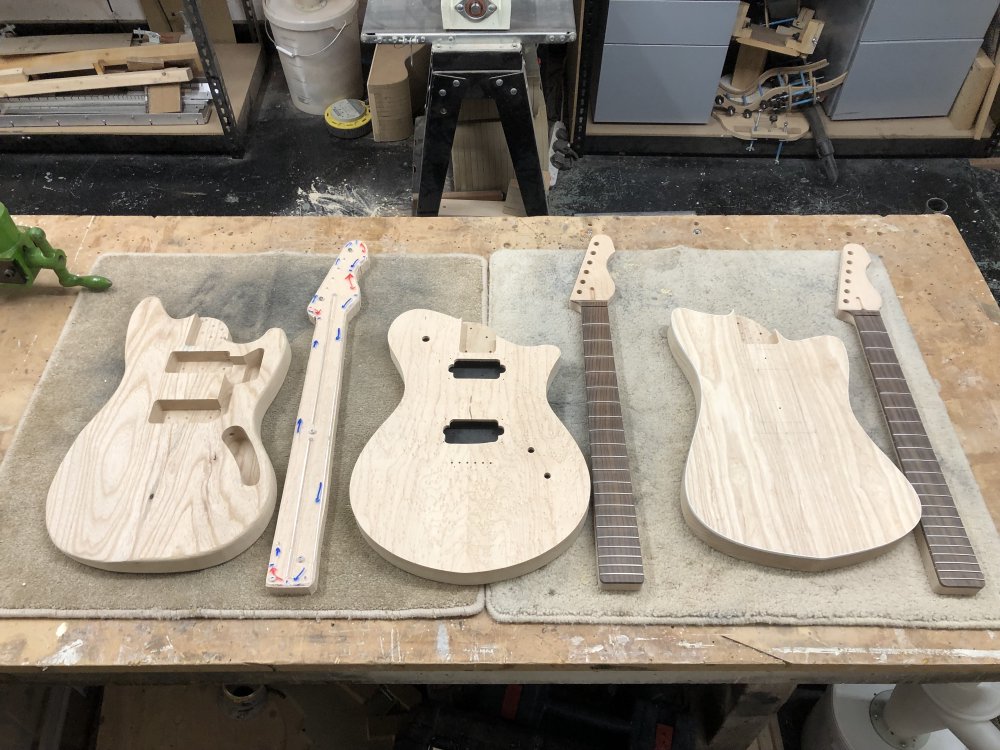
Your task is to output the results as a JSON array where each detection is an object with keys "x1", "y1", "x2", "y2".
[{"x1": 3, "y1": 63, "x2": 1000, "y2": 301}]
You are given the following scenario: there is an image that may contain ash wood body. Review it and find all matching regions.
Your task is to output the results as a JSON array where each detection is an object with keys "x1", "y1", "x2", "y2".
[
  {"x1": 350, "y1": 308, "x2": 591, "y2": 584},
  {"x1": 837, "y1": 243, "x2": 985, "y2": 595},
  {"x1": 267, "y1": 241, "x2": 368, "y2": 594},
  {"x1": 46, "y1": 297, "x2": 290, "y2": 573},
  {"x1": 571, "y1": 235, "x2": 644, "y2": 590},
  {"x1": 669, "y1": 308, "x2": 922, "y2": 570},
  {"x1": 6, "y1": 214, "x2": 1000, "y2": 678}
]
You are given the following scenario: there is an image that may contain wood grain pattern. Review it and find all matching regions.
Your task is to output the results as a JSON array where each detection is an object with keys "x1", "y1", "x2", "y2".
[
  {"x1": 5, "y1": 214, "x2": 1000, "y2": 677},
  {"x1": 0, "y1": 67, "x2": 192, "y2": 98},
  {"x1": 836, "y1": 243, "x2": 985, "y2": 595},
  {"x1": 570, "y1": 235, "x2": 644, "y2": 590},
  {"x1": 669, "y1": 308, "x2": 922, "y2": 571},
  {"x1": 46, "y1": 297, "x2": 290, "y2": 573},
  {"x1": 266, "y1": 241, "x2": 368, "y2": 594},
  {"x1": 350, "y1": 308, "x2": 591, "y2": 584}
]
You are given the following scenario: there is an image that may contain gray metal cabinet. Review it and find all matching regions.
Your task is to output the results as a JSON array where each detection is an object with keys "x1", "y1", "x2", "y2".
[
  {"x1": 594, "y1": 0, "x2": 740, "y2": 124},
  {"x1": 811, "y1": 0, "x2": 1000, "y2": 119}
]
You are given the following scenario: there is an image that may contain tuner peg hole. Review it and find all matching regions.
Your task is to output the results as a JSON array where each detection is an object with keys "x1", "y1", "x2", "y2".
[
  {"x1": 576, "y1": 290, "x2": 582, "y2": 294},
  {"x1": 846, "y1": 260, "x2": 852, "y2": 264},
  {"x1": 590, "y1": 250, "x2": 596, "y2": 255},
  {"x1": 847, "y1": 250, "x2": 853, "y2": 255},
  {"x1": 584, "y1": 269, "x2": 589, "y2": 274},
  {"x1": 543, "y1": 472, "x2": 551, "y2": 479},
  {"x1": 586, "y1": 260, "x2": 592, "y2": 265},
  {"x1": 528, "y1": 447, "x2": 535, "y2": 453},
  {"x1": 593, "y1": 241, "x2": 600, "y2": 246},
  {"x1": 421, "y1": 336, "x2": 430, "y2": 342},
  {"x1": 842, "y1": 298, "x2": 849, "y2": 303}
]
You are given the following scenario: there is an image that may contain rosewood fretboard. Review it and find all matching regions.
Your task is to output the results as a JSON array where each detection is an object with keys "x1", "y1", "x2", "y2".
[
  {"x1": 579, "y1": 301, "x2": 644, "y2": 590},
  {"x1": 852, "y1": 311, "x2": 984, "y2": 595}
]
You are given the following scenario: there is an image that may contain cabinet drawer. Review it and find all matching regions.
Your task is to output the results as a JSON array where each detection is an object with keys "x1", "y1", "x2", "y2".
[
  {"x1": 862, "y1": 0, "x2": 1000, "y2": 42},
  {"x1": 605, "y1": 0, "x2": 740, "y2": 46},
  {"x1": 595, "y1": 44, "x2": 729, "y2": 123},
  {"x1": 825, "y1": 38, "x2": 983, "y2": 119}
]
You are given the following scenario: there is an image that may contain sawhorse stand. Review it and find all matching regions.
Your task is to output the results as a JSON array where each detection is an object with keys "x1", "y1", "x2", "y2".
[{"x1": 415, "y1": 42, "x2": 548, "y2": 217}]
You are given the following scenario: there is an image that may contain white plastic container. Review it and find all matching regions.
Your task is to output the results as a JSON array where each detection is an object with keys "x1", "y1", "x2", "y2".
[{"x1": 264, "y1": 0, "x2": 363, "y2": 115}]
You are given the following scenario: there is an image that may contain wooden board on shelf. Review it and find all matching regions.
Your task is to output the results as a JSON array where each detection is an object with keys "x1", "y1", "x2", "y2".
[
  {"x1": 0, "y1": 67, "x2": 192, "y2": 98},
  {"x1": 951, "y1": 50, "x2": 995, "y2": 131},
  {"x1": 0, "y1": 42, "x2": 201, "y2": 77},
  {"x1": 0, "y1": 33, "x2": 132, "y2": 56},
  {"x1": 0, "y1": 43, "x2": 261, "y2": 137}
]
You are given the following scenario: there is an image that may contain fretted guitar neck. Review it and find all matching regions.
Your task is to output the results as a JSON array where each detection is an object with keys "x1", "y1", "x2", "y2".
[
  {"x1": 573, "y1": 235, "x2": 644, "y2": 590},
  {"x1": 837, "y1": 243, "x2": 984, "y2": 595},
  {"x1": 851, "y1": 310, "x2": 984, "y2": 595}
]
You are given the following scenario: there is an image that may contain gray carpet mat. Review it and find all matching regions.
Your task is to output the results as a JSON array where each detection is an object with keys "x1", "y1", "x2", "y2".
[
  {"x1": 486, "y1": 248, "x2": 1000, "y2": 627},
  {"x1": 0, "y1": 252, "x2": 486, "y2": 619}
]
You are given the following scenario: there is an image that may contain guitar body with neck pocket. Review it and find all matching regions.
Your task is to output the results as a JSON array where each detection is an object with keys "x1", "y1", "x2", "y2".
[{"x1": 350, "y1": 308, "x2": 591, "y2": 584}]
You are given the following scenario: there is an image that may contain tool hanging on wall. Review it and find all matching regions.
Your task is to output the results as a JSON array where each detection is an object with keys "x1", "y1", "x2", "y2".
[{"x1": 0, "y1": 203, "x2": 111, "y2": 291}]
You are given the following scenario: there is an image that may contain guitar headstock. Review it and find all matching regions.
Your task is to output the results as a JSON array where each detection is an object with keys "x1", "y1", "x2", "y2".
[
  {"x1": 835, "y1": 243, "x2": 882, "y2": 321},
  {"x1": 307, "y1": 240, "x2": 369, "y2": 322},
  {"x1": 571, "y1": 234, "x2": 616, "y2": 306}
]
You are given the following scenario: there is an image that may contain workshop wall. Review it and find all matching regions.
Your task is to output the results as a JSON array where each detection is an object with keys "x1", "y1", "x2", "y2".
[{"x1": 0, "y1": 0, "x2": 260, "y2": 22}]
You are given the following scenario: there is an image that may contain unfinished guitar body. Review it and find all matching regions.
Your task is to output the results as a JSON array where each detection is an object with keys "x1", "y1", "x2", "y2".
[
  {"x1": 669, "y1": 308, "x2": 921, "y2": 571},
  {"x1": 350, "y1": 309, "x2": 591, "y2": 584},
  {"x1": 47, "y1": 297, "x2": 290, "y2": 573}
]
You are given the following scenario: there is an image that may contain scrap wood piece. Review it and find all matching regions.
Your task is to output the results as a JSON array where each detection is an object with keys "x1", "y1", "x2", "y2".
[
  {"x1": 732, "y1": 1, "x2": 824, "y2": 57},
  {"x1": 147, "y1": 83, "x2": 182, "y2": 113},
  {"x1": 0, "y1": 67, "x2": 192, "y2": 99},
  {"x1": 0, "y1": 42, "x2": 200, "y2": 77}
]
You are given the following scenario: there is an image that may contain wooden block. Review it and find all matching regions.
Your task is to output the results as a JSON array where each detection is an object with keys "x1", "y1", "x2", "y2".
[
  {"x1": 0, "y1": 67, "x2": 192, "y2": 99},
  {"x1": 950, "y1": 50, "x2": 994, "y2": 131},
  {"x1": 350, "y1": 308, "x2": 591, "y2": 584},
  {"x1": 0, "y1": 68, "x2": 27, "y2": 84},
  {"x1": 0, "y1": 33, "x2": 132, "y2": 56},
  {"x1": 368, "y1": 43, "x2": 429, "y2": 142},
  {"x1": 975, "y1": 46, "x2": 1000, "y2": 139},
  {"x1": 126, "y1": 59, "x2": 166, "y2": 71},
  {"x1": 147, "y1": 83, "x2": 183, "y2": 114},
  {"x1": 46, "y1": 297, "x2": 290, "y2": 573},
  {"x1": 731, "y1": 45, "x2": 768, "y2": 91},
  {"x1": 669, "y1": 308, "x2": 923, "y2": 571}
]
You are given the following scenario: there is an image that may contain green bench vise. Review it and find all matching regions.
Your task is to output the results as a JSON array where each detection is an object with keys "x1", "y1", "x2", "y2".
[{"x1": 0, "y1": 203, "x2": 111, "y2": 291}]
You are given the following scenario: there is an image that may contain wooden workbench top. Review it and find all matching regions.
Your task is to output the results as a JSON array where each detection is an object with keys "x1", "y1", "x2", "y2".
[{"x1": 1, "y1": 213, "x2": 997, "y2": 681}]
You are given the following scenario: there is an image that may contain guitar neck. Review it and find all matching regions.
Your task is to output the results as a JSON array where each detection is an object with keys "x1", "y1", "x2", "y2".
[
  {"x1": 579, "y1": 301, "x2": 644, "y2": 590},
  {"x1": 851, "y1": 311, "x2": 984, "y2": 595},
  {"x1": 267, "y1": 311, "x2": 350, "y2": 593}
]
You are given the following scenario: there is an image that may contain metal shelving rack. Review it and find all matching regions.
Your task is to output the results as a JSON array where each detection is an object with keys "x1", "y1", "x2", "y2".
[{"x1": 0, "y1": 0, "x2": 267, "y2": 156}]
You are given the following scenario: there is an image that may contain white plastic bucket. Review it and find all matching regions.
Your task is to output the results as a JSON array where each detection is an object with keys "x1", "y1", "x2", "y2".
[{"x1": 264, "y1": 0, "x2": 364, "y2": 115}]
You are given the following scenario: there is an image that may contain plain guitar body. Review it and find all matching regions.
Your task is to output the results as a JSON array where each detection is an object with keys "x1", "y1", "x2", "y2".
[
  {"x1": 669, "y1": 308, "x2": 921, "y2": 571},
  {"x1": 47, "y1": 297, "x2": 291, "y2": 573},
  {"x1": 350, "y1": 309, "x2": 591, "y2": 584}
]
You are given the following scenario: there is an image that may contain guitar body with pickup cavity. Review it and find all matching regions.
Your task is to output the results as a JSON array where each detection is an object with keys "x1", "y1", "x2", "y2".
[
  {"x1": 669, "y1": 307, "x2": 921, "y2": 571},
  {"x1": 350, "y1": 308, "x2": 591, "y2": 584},
  {"x1": 46, "y1": 296, "x2": 291, "y2": 573}
]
